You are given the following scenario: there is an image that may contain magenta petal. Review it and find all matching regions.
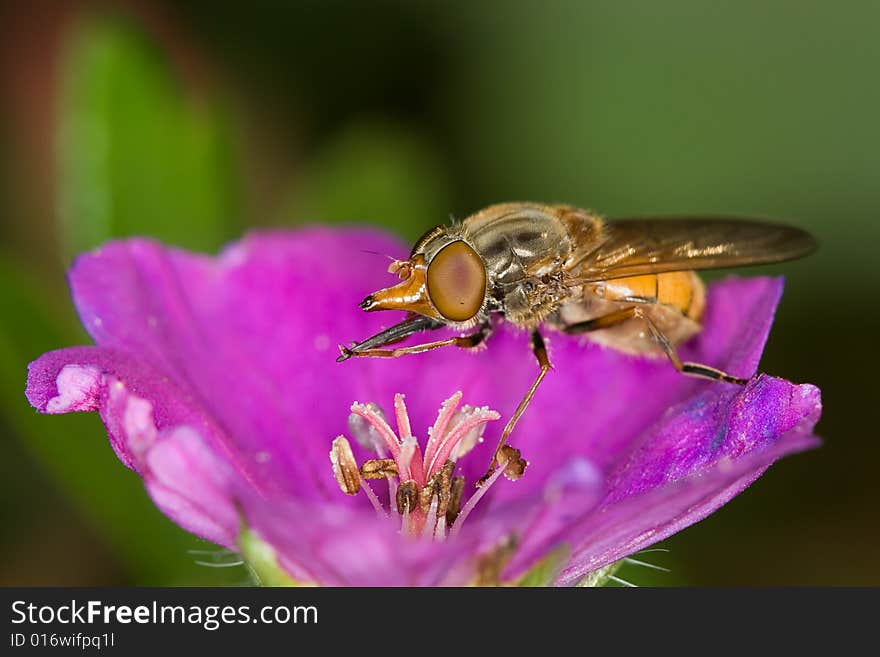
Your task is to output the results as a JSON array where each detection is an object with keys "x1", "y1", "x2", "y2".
[
  {"x1": 556, "y1": 432, "x2": 819, "y2": 585},
  {"x1": 240, "y1": 497, "x2": 474, "y2": 586},
  {"x1": 240, "y1": 477, "x2": 603, "y2": 586},
  {"x1": 53, "y1": 229, "x2": 422, "y2": 501},
  {"x1": 554, "y1": 377, "x2": 821, "y2": 585},
  {"x1": 497, "y1": 457, "x2": 605, "y2": 578},
  {"x1": 27, "y1": 346, "x2": 245, "y2": 546},
  {"x1": 604, "y1": 375, "x2": 821, "y2": 502},
  {"x1": 27, "y1": 346, "x2": 218, "y2": 473},
  {"x1": 144, "y1": 427, "x2": 241, "y2": 549}
]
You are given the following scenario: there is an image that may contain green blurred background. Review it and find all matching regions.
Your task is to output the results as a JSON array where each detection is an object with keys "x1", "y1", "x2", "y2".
[{"x1": 1, "y1": 1, "x2": 877, "y2": 586}]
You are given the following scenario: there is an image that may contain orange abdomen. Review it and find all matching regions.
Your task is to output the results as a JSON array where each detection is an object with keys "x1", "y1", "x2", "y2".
[{"x1": 590, "y1": 271, "x2": 705, "y2": 321}]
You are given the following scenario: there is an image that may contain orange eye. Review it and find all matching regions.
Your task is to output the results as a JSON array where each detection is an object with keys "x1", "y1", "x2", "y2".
[{"x1": 426, "y1": 241, "x2": 487, "y2": 321}]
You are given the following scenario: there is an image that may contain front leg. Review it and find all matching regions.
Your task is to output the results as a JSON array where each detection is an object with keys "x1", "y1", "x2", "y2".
[
  {"x1": 339, "y1": 322, "x2": 492, "y2": 360},
  {"x1": 337, "y1": 314, "x2": 442, "y2": 362}
]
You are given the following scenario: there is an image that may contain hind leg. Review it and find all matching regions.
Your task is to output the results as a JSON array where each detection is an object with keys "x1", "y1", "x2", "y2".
[{"x1": 562, "y1": 307, "x2": 749, "y2": 385}]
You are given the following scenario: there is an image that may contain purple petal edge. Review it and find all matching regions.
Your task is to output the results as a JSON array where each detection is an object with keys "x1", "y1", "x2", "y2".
[{"x1": 555, "y1": 378, "x2": 822, "y2": 585}]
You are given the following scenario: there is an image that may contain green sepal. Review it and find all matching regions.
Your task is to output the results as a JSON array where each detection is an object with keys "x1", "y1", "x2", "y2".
[
  {"x1": 577, "y1": 560, "x2": 624, "y2": 587},
  {"x1": 238, "y1": 528, "x2": 311, "y2": 587},
  {"x1": 516, "y1": 545, "x2": 571, "y2": 587}
]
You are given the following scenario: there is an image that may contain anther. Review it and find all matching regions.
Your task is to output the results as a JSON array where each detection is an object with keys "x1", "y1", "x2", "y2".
[
  {"x1": 446, "y1": 476, "x2": 465, "y2": 526},
  {"x1": 396, "y1": 480, "x2": 419, "y2": 514},
  {"x1": 435, "y1": 460, "x2": 455, "y2": 518},
  {"x1": 360, "y1": 458, "x2": 399, "y2": 479},
  {"x1": 419, "y1": 477, "x2": 437, "y2": 514},
  {"x1": 330, "y1": 436, "x2": 361, "y2": 495}
]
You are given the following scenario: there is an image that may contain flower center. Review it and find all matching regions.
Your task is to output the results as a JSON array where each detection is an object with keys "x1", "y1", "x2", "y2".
[{"x1": 329, "y1": 392, "x2": 525, "y2": 540}]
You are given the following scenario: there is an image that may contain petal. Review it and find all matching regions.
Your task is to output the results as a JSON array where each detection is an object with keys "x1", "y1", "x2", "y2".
[
  {"x1": 556, "y1": 433, "x2": 819, "y2": 586},
  {"x1": 144, "y1": 426, "x2": 241, "y2": 549},
  {"x1": 602, "y1": 375, "x2": 821, "y2": 502},
  {"x1": 27, "y1": 347, "x2": 248, "y2": 545},
  {"x1": 239, "y1": 496, "x2": 476, "y2": 586},
  {"x1": 58, "y1": 229, "x2": 419, "y2": 502},
  {"x1": 499, "y1": 457, "x2": 605, "y2": 577},
  {"x1": 553, "y1": 377, "x2": 821, "y2": 585},
  {"x1": 27, "y1": 346, "x2": 217, "y2": 473}
]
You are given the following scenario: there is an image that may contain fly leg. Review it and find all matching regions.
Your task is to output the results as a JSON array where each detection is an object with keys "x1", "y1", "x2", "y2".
[
  {"x1": 338, "y1": 323, "x2": 492, "y2": 360},
  {"x1": 337, "y1": 314, "x2": 442, "y2": 362},
  {"x1": 563, "y1": 307, "x2": 749, "y2": 385},
  {"x1": 477, "y1": 331, "x2": 551, "y2": 487}
]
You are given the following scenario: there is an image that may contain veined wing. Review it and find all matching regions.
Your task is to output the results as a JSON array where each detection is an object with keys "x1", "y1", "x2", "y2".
[{"x1": 565, "y1": 217, "x2": 817, "y2": 283}]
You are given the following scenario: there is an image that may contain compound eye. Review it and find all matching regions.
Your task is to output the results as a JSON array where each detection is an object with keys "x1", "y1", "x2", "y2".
[{"x1": 426, "y1": 241, "x2": 486, "y2": 321}]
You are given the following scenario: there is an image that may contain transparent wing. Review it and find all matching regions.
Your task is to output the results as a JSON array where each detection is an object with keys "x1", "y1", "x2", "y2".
[{"x1": 565, "y1": 217, "x2": 817, "y2": 283}]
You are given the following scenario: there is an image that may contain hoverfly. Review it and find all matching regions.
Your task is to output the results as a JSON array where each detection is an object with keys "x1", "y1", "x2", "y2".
[{"x1": 337, "y1": 203, "x2": 816, "y2": 483}]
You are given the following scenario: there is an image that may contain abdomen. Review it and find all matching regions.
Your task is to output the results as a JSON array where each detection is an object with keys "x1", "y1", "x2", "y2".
[
  {"x1": 555, "y1": 271, "x2": 706, "y2": 355},
  {"x1": 591, "y1": 271, "x2": 705, "y2": 322}
]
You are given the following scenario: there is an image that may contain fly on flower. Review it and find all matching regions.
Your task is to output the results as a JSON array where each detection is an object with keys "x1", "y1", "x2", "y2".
[{"x1": 337, "y1": 202, "x2": 817, "y2": 481}]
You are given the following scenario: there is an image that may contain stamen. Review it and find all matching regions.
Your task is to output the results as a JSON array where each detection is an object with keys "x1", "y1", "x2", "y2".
[
  {"x1": 350, "y1": 402, "x2": 402, "y2": 460},
  {"x1": 450, "y1": 455, "x2": 510, "y2": 537},
  {"x1": 395, "y1": 394, "x2": 426, "y2": 483},
  {"x1": 426, "y1": 407, "x2": 500, "y2": 475},
  {"x1": 401, "y1": 505, "x2": 412, "y2": 535},
  {"x1": 332, "y1": 393, "x2": 512, "y2": 543},
  {"x1": 394, "y1": 394, "x2": 413, "y2": 442},
  {"x1": 398, "y1": 436, "x2": 418, "y2": 483},
  {"x1": 449, "y1": 405, "x2": 491, "y2": 460},
  {"x1": 446, "y1": 476, "x2": 465, "y2": 526},
  {"x1": 348, "y1": 402, "x2": 389, "y2": 457},
  {"x1": 423, "y1": 391, "x2": 463, "y2": 471},
  {"x1": 417, "y1": 460, "x2": 454, "y2": 520},
  {"x1": 330, "y1": 436, "x2": 386, "y2": 518},
  {"x1": 361, "y1": 480, "x2": 388, "y2": 519},
  {"x1": 387, "y1": 475, "x2": 399, "y2": 517},
  {"x1": 396, "y1": 480, "x2": 419, "y2": 515},
  {"x1": 330, "y1": 436, "x2": 361, "y2": 495},
  {"x1": 360, "y1": 458, "x2": 398, "y2": 479},
  {"x1": 418, "y1": 477, "x2": 436, "y2": 514},
  {"x1": 421, "y1": 495, "x2": 439, "y2": 540},
  {"x1": 434, "y1": 460, "x2": 454, "y2": 520}
]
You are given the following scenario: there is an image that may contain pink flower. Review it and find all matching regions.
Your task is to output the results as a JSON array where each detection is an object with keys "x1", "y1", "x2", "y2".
[{"x1": 25, "y1": 228, "x2": 821, "y2": 585}]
